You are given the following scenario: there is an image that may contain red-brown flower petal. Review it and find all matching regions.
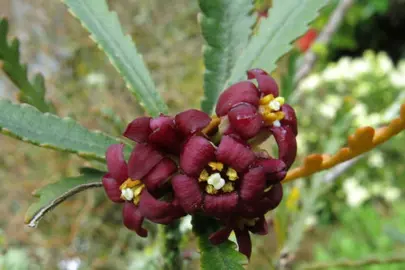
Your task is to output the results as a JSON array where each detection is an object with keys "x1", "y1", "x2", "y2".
[
  {"x1": 122, "y1": 202, "x2": 148, "y2": 237},
  {"x1": 216, "y1": 136, "x2": 255, "y2": 172},
  {"x1": 175, "y1": 109, "x2": 211, "y2": 136},
  {"x1": 102, "y1": 173, "x2": 123, "y2": 203},
  {"x1": 249, "y1": 216, "x2": 268, "y2": 235},
  {"x1": 270, "y1": 126, "x2": 297, "y2": 169},
  {"x1": 149, "y1": 123, "x2": 180, "y2": 154},
  {"x1": 143, "y1": 158, "x2": 177, "y2": 191},
  {"x1": 235, "y1": 229, "x2": 252, "y2": 259},
  {"x1": 247, "y1": 69, "x2": 279, "y2": 97},
  {"x1": 106, "y1": 144, "x2": 128, "y2": 182},
  {"x1": 209, "y1": 227, "x2": 233, "y2": 245},
  {"x1": 128, "y1": 144, "x2": 163, "y2": 180},
  {"x1": 228, "y1": 103, "x2": 263, "y2": 139},
  {"x1": 257, "y1": 158, "x2": 287, "y2": 184},
  {"x1": 240, "y1": 167, "x2": 266, "y2": 202},
  {"x1": 259, "y1": 183, "x2": 283, "y2": 211},
  {"x1": 216, "y1": 81, "x2": 260, "y2": 116},
  {"x1": 203, "y1": 192, "x2": 238, "y2": 217},
  {"x1": 123, "y1": 117, "x2": 152, "y2": 143},
  {"x1": 138, "y1": 189, "x2": 181, "y2": 222},
  {"x1": 280, "y1": 104, "x2": 298, "y2": 136},
  {"x1": 171, "y1": 175, "x2": 203, "y2": 214},
  {"x1": 180, "y1": 136, "x2": 216, "y2": 176}
]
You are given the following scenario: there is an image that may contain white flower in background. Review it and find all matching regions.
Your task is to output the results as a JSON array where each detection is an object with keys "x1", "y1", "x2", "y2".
[
  {"x1": 377, "y1": 53, "x2": 393, "y2": 74},
  {"x1": 319, "y1": 103, "x2": 336, "y2": 118},
  {"x1": 351, "y1": 59, "x2": 371, "y2": 77},
  {"x1": 58, "y1": 258, "x2": 81, "y2": 270},
  {"x1": 368, "y1": 152, "x2": 384, "y2": 168},
  {"x1": 300, "y1": 74, "x2": 322, "y2": 91},
  {"x1": 85, "y1": 72, "x2": 107, "y2": 86},
  {"x1": 323, "y1": 65, "x2": 342, "y2": 82},
  {"x1": 179, "y1": 215, "x2": 192, "y2": 233},
  {"x1": 304, "y1": 215, "x2": 318, "y2": 228},
  {"x1": 319, "y1": 95, "x2": 342, "y2": 118},
  {"x1": 343, "y1": 178, "x2": 370, "y2": 208},
  {"x1": 389, "y1": 72, "x2": 405, "y2": 88},
  {"x1": 383, "y1": 187, "x2": 401, "y2": 202}
]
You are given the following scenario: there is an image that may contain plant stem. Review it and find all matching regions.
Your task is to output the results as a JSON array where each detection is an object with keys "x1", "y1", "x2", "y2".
[{"x1": 161, "y1": 221, "x2": 182, "y2": 270}]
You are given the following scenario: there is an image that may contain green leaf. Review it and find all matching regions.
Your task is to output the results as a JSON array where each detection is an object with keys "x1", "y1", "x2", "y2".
[
  {"x1": 226, "y1": 0, "x2": 328, "y2": 86},
  {"x1": 25, "y1": 170, "x2": 104, "y2": 227},
  {"x1": 199, "y1": 0, "x2": 254, "y2": 114},
  {"x1": 62, "y1": 0, "x2": 168, "y2": 117},
  {"x1": 0, "y1": 100, "x2": 123, "y2": 161},
  {"x1": 192, "y1": 215, "x2": 248, "y2": 270},
  {"x1": 0, "y1": 18, "x2": 54, "y2": 113}
]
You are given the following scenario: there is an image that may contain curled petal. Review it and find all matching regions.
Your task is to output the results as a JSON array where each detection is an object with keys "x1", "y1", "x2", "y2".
[
  {"x1": 249, "y1": 216, "x2": 268, "y2": 235},
  {"x1": 148, "y1": 123, "x2": 180, "y2": 154},
  {"x1": 216, "y1": 136, "x2": 255, "y2": 172},
  {"x1": 102, "y1": 174, "x2": 123, "y2": 202},
  {"x1": 128, "y1": 144, "x2": 163, "y2": 180},
  {"x1": 123, "y1": 117, "x2": 152, "y2": 143},
  {"x1": 257, "y1": 158, "x2": 287, "y2": 184},
  {"x1": 228, "y1": 103, "x2": 263, "y2": 139},
  {"x1": 175, "y1": 109, "x2": 211, "y2": 136},
  {"x1": 149, "y1": 115, "x2": 174, "y2": 130},
  {"x1": 247, "y1": 69, "x2": 279, "y2": 97},
  {"x1": 143, "y1": 158, "x2": 177, "y2": 191},
  {"x1": 259, "y1": 183, "x2": 284, "y2": 211},
  {"x1": 122, "y1": 202, "x2": 148, "y2": 237},
  {"x1": 216, "y1": 81, "x2": 260, "y2": 116},
  {"x1": 106, "y1": 144, "x2": 128, "y2": 182},
  {"x1": 235, "y1": 229, "x2": 252, "y2": 259},
  {"x1": 171, "y1": 175, "x2": 203, "y2": 213},
  {"x1": 138, "y1": 189, "x2": 182, "y2": 222},
  {"x1": 240, "y1": 167, "x2": 265, "y2": 202},
  {"x1": 280, "y1": 104, "x2": 298, "y2": 136},
  {"x1": 204, "y1": 192, "x2": 238, "y2": 218},
  {"x1": 209, "y1": 227, "x2": 233, "y2": 245},
  {"x1": 270, "y1": 126, "x2": 297, "y2": 169},
  {"x1": 180, "y1": 136, "x2": 216, "y2": 176}
]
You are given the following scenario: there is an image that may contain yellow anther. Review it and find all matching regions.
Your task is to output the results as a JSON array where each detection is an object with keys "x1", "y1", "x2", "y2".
[
  {"x1": 208, "y1": 162, "x2": 224, "y2": 171},
  {"x1": 199, "y1": 169, "x2": 209, "y2": 182},
  {"x1": 133, "y1": 196, "x2": 141, "y2": 205},
  {"x1": 133, "y1": 184, "x2": 145, "y2": 197},
  {"x1": 274, "y1": 97, "x2": 285, "y2": 106},
  {"x1": 275, "y1": 111, "x2": 285, "y2": 120},
  {"x1": 120, "y1": 178, "x2": 144, "y2": 205},
  {"x1": 120, "y1": 178, "x2": 142, "y2": 190},
  {"x1": 264, "y1": 185, "x2": 273, "y2": 193},
  {"x1": 259, "y1": 94, "x2": 274, "y2": 105},
  {"x1": 226, "y1": 167, "x2": 238, "y2": 181},
  {"x1": 205, "y1": 184, "x2": 218, "y2": 194},
  {"x1": 222, "y1": 182, "x2": 234, "y2": 193}
]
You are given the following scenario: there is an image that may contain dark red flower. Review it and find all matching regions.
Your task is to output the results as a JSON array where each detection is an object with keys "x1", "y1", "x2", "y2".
[
  {"x1": 102, "y1": 143, "x2": 185, "y2": 237},
  {"x1": 171, "y1": 135, "x2": 286, "y2": 218}
]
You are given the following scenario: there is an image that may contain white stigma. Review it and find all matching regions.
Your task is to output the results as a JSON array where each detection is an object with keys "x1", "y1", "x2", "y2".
[
  {"x1": 273, "y1": 120, "x2": 281, "y2": 127},
  {"x1": 207, "y1": 173, "x2": 226, "y2": 190},
  {"x1": 269, "y1": 100, "x2": 281, "y2": 111},
  {"x1": 121, "y1": 188, "x2": 134, "y2": 201}
]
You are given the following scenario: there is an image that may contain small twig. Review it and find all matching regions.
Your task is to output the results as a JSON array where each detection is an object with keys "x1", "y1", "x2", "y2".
[
  {"x1": 301, "y1": 255, "x2": 405, "y2": 269},
  {"x1": 294, "y1": 0, "x2": 355, "y2": 84}
]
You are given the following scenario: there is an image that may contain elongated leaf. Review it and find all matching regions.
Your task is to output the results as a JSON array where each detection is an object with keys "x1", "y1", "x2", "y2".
[
  {"x1": 0, "y1": 18, "x2": 54, "y2": 113},
  {"x1": 226, "y1": 0, "x2": 328, "y2": 87},
  {"x1": 25, "y1": 169, "x2": 104, "y2": 227},
  {"x1": 199, "y1": 0, "x2": 254, "y2": 114},
  {"x1": 0, "y1": 100, "x2": 123, "y2": 161},
  {"x1": 62, "y1": 0, "x2": 168, "y2": 116}
]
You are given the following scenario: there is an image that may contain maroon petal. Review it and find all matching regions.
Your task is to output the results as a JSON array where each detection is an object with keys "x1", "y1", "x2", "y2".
[
  {"x1": 257, "y1": 158, "x2": 287, "y2": 184},
  {"x1": 216, "y1": 136, "x2": 255, "y2": 172},
  {"x1": 122, "y1": 202, "x2": 148, "y2": 237},
  {"x1": 249, "y1": 216, "x2": 268, "y2": 235},
  {"x1": 123, "y1": 117, "x2": 152, "y2": 143},
  {"x1": 280, "y1": 104, "x2": 298, "y2": 136},
  {"x1": 228, "y1": 103, "x2": 263, "y2": 139},
  {"x1": 106, "y1": 144, "x2": 128, "y2": 182},
  {"x1": 180, "y1": 136, "x2": 216, "y2": 176},
  {"x1": 203, "y1": 192, "x2": 238, "y2": 217},
  {"x1": 171, "y1": 175, "x2": 203, "y2": 213},
  {"x1": 209, "y1": 227, "x2": 233, "y2": 245},
  {"x1": 148, "y1": 123, "x2": 180, "y2": 154},
  {"x1": 143, "y1": 158, "x2": 177, "y2": 191},
  {"x1": 175, "y1": 109, "x2": 211, "y2": 136},
  {"x1": 150, "y1": 115, "x2": 174, "y2": 130},
  {"x1": 138, "y1": 189, "x2": 174, "y2": 220},
  {"x1": 270, "y1": 126, "x2": 297, "y2": 169},
  {"x1": 128, "y1": 144, "x2": 163, "y2": 180},
  {"x1": 240, "y1": 167, "x2": 266, "y2": 202},
  {"x1": 216, "y1": 81, "x2": 260, "y2": 116},
  {"x1": 259, "y1": 183, "x2": 284, "y2": 211},
  {"x1": 247, "y1": 69, "x2": 279, "y2": 97},
  {"x1": 102, "y1": 174, "x2": 123, "y2": 203},
  {"x1": 235, "y1": 229, "x2": 252, "y2": 259}
]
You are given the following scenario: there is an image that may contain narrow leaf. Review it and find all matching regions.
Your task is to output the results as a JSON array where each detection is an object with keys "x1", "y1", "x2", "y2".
[
  {"x1": 199, "y1": 0, "x2": 254, "y2": 114},
  {"x1": 0, "y1": 18, "x2": 54, "y2": 113},
  {"x1": 226, "y1": 0, "x2": 328, "y2": 86},
  {"x1": 25, "y1": 170, "x2": 104, "y2": 227},
  {"x1": 0, "y1": 100, "x2": 123, "y2": 161},
  {"x1": 62, "y1": 0, "x2": 168, "y2": 116}
]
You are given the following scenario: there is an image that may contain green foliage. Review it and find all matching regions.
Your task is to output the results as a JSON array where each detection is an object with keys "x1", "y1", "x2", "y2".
[
  {"x1": 62, "y1": 0, "x2": 168, "y2": 117},
  {"x1": 0, "y1": 100, "x2": 123, "y2": 161},
  {"x1": 0, "y1": 18, "x2": 54, "y2": 113},
  {"x1": 199, "y1": 0, "x2": 254, "y2": 114},
  {"x1": 25, "y1": 169, "x2": 104, "y2": 228},
  {"x1": 226, "y1": 0, "x2": 328, "y2": 86}
]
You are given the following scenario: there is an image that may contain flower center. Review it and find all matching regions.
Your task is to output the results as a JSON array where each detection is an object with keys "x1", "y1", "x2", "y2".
[
  {"x1": 259, "y1": 94, "x2": 285, "y2": 126},
  {"x1": 198, "y1": 161, "x2": 239, "y2": 194},
  {"x1": 119, "y1": 178, "x2": 145, "y2": 205}
]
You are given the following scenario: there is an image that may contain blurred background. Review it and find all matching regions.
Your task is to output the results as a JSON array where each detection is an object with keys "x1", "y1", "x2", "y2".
[{"x1": 0, "y1": 0, "x2": 404, "y2": 269}]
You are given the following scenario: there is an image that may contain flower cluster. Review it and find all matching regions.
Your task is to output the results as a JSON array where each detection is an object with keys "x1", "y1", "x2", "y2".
[{"x1": 102, "y1": 69, "x2": 298, "y2": 258}]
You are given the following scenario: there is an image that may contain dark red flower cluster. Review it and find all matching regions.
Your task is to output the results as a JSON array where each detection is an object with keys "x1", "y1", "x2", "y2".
[{"x1": 102, "y1": 69, "x2": 298, "y2": 258}]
